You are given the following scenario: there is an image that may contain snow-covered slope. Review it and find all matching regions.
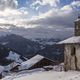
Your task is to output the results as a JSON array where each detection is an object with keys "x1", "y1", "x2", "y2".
[
  {"x1": 6, "y1": 51, "x2": 25, "y2": 63},
  {"x1": 1, "y1": 63, "x2": 80, "y2": 80},
  {"x1": 2, "y1": 70, "x2": 80, "y2": 80},
  {"x1": 0, "y1": 30, "x2": 10, "y2": 37},
  {"x1": 0, "y1": 44, "x2": 28, "y2": 66},
  {"x1": 1, "y1": 63, "x2": 79, "y2": 80},
  {"x1": 0, "y1": 66, "x2": 4, "y2": 73}
]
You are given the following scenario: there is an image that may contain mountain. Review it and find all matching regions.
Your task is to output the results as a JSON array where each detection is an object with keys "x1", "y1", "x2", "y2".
[
  {"x1": 0, "y1": 34, "x2": 41, "y2": 58},
  {"x1": 0, "y1": 24, "x2": 74, "y2": 40},
  {"x1": 8, "y1": 27, "x2": 74, "y2": 40},
  {"x1": 36, "y1": 44, "x2": 64, "y2": 62},
  {"x1": 32, "y1": 38, "x2": 61, "y2": 46},
  {"x1": 0, "y1": 25, "x2": 66, "y2": 63},
  {"x1": 0, "y1": 30, "x2": 10, "y2": 37},
  {"x1": 0, "y1": 34, "x2": 64, "y2": 63},
  {"x1": 0, "y1": 24, "x2": 74, "y2": 47},
  {"x1": 0, "y1": 44, "x2": 27, "y2": 66}
]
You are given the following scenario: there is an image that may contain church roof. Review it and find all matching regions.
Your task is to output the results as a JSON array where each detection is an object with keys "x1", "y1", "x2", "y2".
[{"x1": 58, "y1": 36, "x2": 80, "y2": 44}]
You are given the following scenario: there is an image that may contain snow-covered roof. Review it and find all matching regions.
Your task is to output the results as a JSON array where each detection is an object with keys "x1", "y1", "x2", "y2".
[
  {"x1": 58, "y1": 36, "x2": 80, "y2": 44},
  {"x1": 20, "y1": 54, "x2": 44, "y2": 69},
  {"x1": 75, "y1": 16, "x2": 80, "y2": 22},
  {"x1": 0, "y1": 66, "x2": 4, "y2": 73},
  {"x1": 4, "y1": 62, "x2": 20, "y2": 71},
  {"x1": 75, "y1": 18, "x2": 80, "y2": 22}
]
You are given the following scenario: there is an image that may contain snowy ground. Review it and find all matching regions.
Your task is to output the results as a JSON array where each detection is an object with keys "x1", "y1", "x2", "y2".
[{"x1": 2, "y1": 70, "x2": 80, "y2": 80}]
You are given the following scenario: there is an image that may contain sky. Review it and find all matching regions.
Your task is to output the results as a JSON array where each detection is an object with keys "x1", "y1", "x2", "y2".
[{"x1": 0, "y1": 0, "x2": 80, "y2": 29}]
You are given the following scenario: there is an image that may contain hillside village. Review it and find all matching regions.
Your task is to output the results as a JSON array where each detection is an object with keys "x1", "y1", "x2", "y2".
[{"x1": 0, "y1": 16, "x2": 79, "y2": 80}]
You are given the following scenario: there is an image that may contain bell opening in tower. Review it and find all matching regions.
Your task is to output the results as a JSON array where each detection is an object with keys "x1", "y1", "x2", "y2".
[{"x1": 74, "y1": 16, "x2": 80, "y2": 36}]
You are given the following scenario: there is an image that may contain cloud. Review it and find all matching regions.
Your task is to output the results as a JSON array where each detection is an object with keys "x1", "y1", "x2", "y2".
[
  {"x1": 0, "y1": 0, "x2": 28, "y2": 25},
  {"x1": 0, "y1": 8, "x2": 21, "y2": 17},
  {"x1": 71, "y1": 1, "x2": 80, "y2": 7},
  {"x1": 0, "y1": 0, "x2": 18, "y2": 10},
  {"x1": 0, "y1": 8, "x2": 28, "y2": 24},
  {"x1": 25, "y1": 10, "x2": 75, "y2": 28},
  {"x1": 41, "y1": 0, "x2": 60, "y2": 7},
  {"x1": 30, "y1": 0, "x2": 60, "y2": 10},
  {"x1": 0, "y1": 0, "x2": 19, "y2": 20},
  {"x1": 0, "y1": 0, "x2": 79, "y2": 29},
  {"x1": 22, "y1": 1, "x2": 80, "y2": 28}
]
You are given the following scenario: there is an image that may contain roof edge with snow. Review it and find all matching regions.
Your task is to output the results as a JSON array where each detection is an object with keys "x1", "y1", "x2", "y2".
[{"x1": 57, "y1": 36, "x2": 80, "y2": 44}]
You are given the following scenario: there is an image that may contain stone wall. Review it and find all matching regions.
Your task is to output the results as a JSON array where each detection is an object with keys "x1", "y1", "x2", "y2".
[
  {"x1": 75, "y1": 19, "x2": 80, "y2": 36},
  {"x1": 75, "y1": 44, "x2": 80, "y2": 70},
  {"x1": 64, "y1": 44, "x2": 78, "y2": 71}
]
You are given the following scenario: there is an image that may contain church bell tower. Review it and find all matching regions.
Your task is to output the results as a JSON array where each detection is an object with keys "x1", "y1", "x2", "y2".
[{"x1": 75, "y1": 16, "x2": 80, "y2": 36}]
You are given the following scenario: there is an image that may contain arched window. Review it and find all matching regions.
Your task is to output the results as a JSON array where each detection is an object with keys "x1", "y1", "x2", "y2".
[{"x1": 71, "y1": 46, "x2": 76, "y2": 56}]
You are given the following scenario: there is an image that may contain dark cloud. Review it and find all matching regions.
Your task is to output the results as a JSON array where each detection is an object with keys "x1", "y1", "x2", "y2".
[
  {"x1": 0, "y1": 0, "x2": 18, "y2": 10},
  {"x1": 26, "y1": 10, "x2": 77, "y2": 28},
  {"x1": 23, "y1": 0, "x2": 80, "y2": 28}
]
